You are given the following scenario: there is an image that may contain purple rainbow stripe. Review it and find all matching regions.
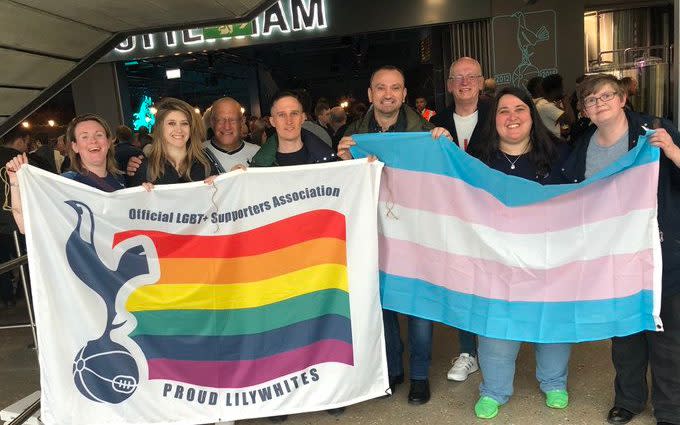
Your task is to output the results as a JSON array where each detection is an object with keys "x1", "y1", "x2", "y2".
[
  {"x1": 147, "y1": 340, "x2": 353, "y2": 388},
  {"x1": 380, "y1": 237, "x2": 654, "y2": 303},
  {"x1": 380, "y1": 162, "x2": 658, "y2": 234}
]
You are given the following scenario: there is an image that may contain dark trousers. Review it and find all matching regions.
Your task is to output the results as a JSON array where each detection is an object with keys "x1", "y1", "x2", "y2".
[
  {"x1": 0, "y1": 233, "x2": 16, "y2": 303},
  {"x1": 383, "y1": 309, "x2": 433, "y2": 381},
  {"x1": 612, "y1": 291, "x2": 680, "y2": 423}
]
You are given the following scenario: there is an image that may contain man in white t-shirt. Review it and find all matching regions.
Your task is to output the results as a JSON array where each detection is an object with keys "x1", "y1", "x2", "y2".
[
  {"x1": 205, "y1": 97, "x2": 260, "y2": 172},
  {"x1": 431, "y1": 57, "x2": 491, "y2": 155},
  {"x1": 430, "y1": 56, "x2": 491, "y2": 384}
]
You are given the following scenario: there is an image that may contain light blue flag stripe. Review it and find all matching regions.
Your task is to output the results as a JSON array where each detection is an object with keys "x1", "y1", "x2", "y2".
[
  {"x1": 351, "y1": 131, "x2": 659, "y2": 207},
  {"x1": 380, "y1": 272, "x2": 656, "y2": 343}
]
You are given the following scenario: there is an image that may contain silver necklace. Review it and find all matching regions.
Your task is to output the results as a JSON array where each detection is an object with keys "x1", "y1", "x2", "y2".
[{"x1": 501, "y1": 152, "x2": 523, "y2": 170}]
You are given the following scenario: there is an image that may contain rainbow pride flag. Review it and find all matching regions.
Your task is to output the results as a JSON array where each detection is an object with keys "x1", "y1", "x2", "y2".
[
  {"x1": 352, "y1": 132, "x2": 662, "y2": 343},
  {"x1": 114, "y1": 209, "x2": 353, "y2": 388}
]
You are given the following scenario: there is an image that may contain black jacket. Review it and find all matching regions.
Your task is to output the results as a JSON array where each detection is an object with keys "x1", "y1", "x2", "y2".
[
  {"x1": 561, "y1": 109, "x2": 680, "y2": 297},
  {"x1": 431, "y1": 96, "x2": 492, "y2": 155}
]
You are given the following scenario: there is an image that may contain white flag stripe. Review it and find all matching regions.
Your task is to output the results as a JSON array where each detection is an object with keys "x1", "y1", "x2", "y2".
[{"x1": 379, "y1": 202, "x2": 656, "y2": 270}]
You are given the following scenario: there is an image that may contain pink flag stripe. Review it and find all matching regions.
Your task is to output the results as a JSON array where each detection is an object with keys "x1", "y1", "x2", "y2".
[
  {"x1": 147, "y1": 340, "x2": 354, "y2": 388},
  {"x1": 380, "y1": 163, "x2": 658, "y2": 234},
  {"x1": 379, "y1": 236, "x2": 654, "y2": 303}
]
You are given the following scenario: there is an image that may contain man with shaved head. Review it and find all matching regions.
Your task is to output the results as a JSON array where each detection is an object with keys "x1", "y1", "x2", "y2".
[{"x1": 206, "y1": 97, "x2": 260, "y2": 171}]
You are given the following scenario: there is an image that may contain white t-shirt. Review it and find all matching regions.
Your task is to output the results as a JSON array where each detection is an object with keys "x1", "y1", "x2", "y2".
[
  {"x1": 453, "y1": 111, "x2": 478, "y2": 151},
  {"x1": 203, "y1": 140, "x2": 260, "y2": 171},
  {"x1": 535, "y1": 98, "x2": 563, "y2": 137}
]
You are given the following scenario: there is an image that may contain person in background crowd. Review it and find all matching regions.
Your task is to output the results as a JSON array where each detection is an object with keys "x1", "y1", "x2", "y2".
[
  {"x1": 348, "y1": 102, "x2": 368, "y2": 125},
  {"x1": 470, "y1": 86, "x2": 571, "y2": 419},
  {"x1": 527, "y1": 76, "x2": 544, "y2": 101},
  {"x1": 296, "y1": 89, "x2": 333, "y2": 148},
  {"x1": 314, "y1": 101, "x2": 332, "y2": 133},
  {"x1": 1, "y1": 126, "x2": 30, "y2": 307},
  {"x1": 620, "y1": 76, "x2": 638, "y2": 112},
  {"x1": 55, "y1": 134, "x2": 70, "y2": 172},
  {"x1": 562, "y1": 73, "x2": 680, "y2": 425},
  {"x1": 248, "y1": 118, "x2": 269, "y2": 146},
  {"x1": 329, "y1": 106, "x2": 348, "y2": 150},
  {"x1": 482, "y1": 77, "x2": 497, "y2": 98},
  {"x1": 337, "y1": 65, "x2": 452, "y2": 406},
  {"x1": 114, "y1": 124, "x2": 142, "y2": 178},
  {"x1": 127, "y1": 98, "x2": 216, "y2": 187},
  {"x1": 33, "y1": 135, "x2": 62, "y2": 174},
  {"x1": 535, "y1": 74, "x2": 574, "y2": 139},
  {"x1": 568, "y1": 75, "x2": 592, "y2": 143},
  {"x1": 431, "y1": 57, "x2": 491, "y2": 382},
  {"x1": 415, "y1": 96, "x2": 437, "y2": 121}
]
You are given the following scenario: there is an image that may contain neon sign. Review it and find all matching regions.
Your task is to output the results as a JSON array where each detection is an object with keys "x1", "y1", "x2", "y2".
[
  {"x1": 114, "y1": 0, "x2": 326, "y2": 54},
  {"x1": 132, "y1": 96, "x2": 156, "y2": 131}
]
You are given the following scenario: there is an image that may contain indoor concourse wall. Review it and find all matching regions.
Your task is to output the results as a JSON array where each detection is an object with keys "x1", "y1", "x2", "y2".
[
  {"x1": 72, "y1": 63, "x2": 130, "y2": 129},
  {"x1": 489, "y1": 0, "x2": 585, "y2": 94}
]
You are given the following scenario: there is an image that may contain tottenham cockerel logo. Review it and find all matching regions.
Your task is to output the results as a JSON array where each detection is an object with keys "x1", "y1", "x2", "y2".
[{"x1": 65, "y1": 200, "x2": 149, "y2": 404}]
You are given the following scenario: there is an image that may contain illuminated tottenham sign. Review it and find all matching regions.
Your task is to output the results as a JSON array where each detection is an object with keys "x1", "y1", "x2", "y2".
[{"x1": 108, "y1": 0, "x2": 326, "y2": 60}]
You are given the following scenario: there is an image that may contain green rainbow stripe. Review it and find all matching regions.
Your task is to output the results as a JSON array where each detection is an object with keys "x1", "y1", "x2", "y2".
[{"x1": 130, "y1": 289, "x2": 350, "y2": 337}]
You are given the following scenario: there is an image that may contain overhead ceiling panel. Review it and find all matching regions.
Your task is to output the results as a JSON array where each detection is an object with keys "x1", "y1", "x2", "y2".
[
  {"x1": 0, "y1": 0, "x2": 276, "y2": 136},
  {"x1": 0, "y1": 2, "x2": 113, "y2": 58},
  {"x1": 12, "y1": 0, "x2": 266, "y2": 32},
  {"x1": 0, "y1": 88, "x2": 43, "y2": 116},
  {"x1": 0, "y1": 49, "x2": 75, "y2": 87}
]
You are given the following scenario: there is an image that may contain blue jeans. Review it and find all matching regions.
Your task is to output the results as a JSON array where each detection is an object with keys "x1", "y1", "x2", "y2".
[
  {"x1": 459, "y1": 329, "x2": 478, "y2": 357},
  {"x1": 383, "y1": 309, "x2": 433, "y2": 380},
  {"x1": 478, "y1": 335, "x2": 571, "y2": 404}
]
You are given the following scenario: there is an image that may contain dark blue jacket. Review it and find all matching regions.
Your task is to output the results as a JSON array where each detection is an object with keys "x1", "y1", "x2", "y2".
[{"x1": 561, "y1": 109, "x2": 680, "y2": 297}]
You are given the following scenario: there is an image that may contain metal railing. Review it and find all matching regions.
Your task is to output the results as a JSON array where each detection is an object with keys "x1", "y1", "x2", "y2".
[
  {"x1": 1, "y1": 232, "x2": 38, "y2": 347},
  {"x1": 1, "y1": 231, "x2": 40, "y2": 425}
]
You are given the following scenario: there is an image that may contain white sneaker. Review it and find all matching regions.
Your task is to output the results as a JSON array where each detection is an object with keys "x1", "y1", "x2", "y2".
[{"x1": 447, "y1": 353, "x2": 479, "y2": 381}]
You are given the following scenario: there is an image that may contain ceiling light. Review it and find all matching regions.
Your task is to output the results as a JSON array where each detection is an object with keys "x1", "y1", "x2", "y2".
[{"x1": 166, "y1": 68, "x2": 181, "y2": 79}]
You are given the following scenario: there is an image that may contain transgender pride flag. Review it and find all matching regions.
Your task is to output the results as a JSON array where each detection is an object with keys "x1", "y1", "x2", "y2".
[
  {"x1": 114, "y1": 209, "x2": 353, "y2": 388},
  {"x1": 352, "y1": 132, "x2": 662, "y2": 343}
]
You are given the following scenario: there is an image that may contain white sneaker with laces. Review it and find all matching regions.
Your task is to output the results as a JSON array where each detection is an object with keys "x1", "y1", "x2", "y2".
[{"x1": 447, "y1": 353, "x2": 479, "y2": 381}]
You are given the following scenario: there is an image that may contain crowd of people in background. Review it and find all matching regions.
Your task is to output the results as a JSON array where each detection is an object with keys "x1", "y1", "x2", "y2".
[{"x1": 2, "y1": 56, "x2": 680, "y2": 425}]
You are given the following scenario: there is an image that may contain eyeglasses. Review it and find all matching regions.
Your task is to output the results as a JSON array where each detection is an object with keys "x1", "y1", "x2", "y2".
[
  {"x1": 214, "y1": 118, "x2": 240, "y2": 126},
  {"x1": 582, "y1": 91, "x2": 617, "y2": 108},
  {"x1": 448, "y1": 75, "x2": 482, "y2": 84}
]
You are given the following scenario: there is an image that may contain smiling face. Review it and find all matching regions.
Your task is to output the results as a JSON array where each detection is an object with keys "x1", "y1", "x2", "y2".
[
  {"x1": 368, "y1": 69, "x2": 407, "y2": 116},
  {"x1": 582, "y1": 82, "x2": 626, "y2": 127},
  {"x1": 495, "y1": 94, "x2": 532, "y2": 149},
  {"x1": 447, "y1": 59, "x2": 483, "y2": 105},
  {"x1": 161, "y1": 110, "x2": 190, "y2": 150},
  {"x1": 269, "y1": 96, "x2": 305, "y2": 143},
  {"x1": 211, "y1": 100, "x2": 242, "y2": 149},
  {"x1": 71, "y1": 120, "x2": 111, "y2": 170}
]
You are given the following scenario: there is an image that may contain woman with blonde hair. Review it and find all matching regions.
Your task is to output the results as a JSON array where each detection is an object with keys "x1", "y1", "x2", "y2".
[{"x1": 128, "y1": 97, "x2": 216, "y2": 186}]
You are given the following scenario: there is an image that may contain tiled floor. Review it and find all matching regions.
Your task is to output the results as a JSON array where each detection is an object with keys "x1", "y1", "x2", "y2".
[{"x1": 0, "y1": 300, "x2": 657, "y2": 425}]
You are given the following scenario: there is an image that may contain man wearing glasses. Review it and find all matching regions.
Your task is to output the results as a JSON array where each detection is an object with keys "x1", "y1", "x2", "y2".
[
  {"x1": 432, "y1": 57, "x2": 492, "y2": 155},
  {"x1": 430, "y1": 57, "x2": 491, "y2": 385}
]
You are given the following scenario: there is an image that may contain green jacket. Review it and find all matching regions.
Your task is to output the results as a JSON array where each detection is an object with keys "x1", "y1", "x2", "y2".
[
  {"x1": 250, "y1": 128, "x2": 336, "y2": 167},
  {"x1": 344, "y1": 104, "x2": 434, "y2": 136}
]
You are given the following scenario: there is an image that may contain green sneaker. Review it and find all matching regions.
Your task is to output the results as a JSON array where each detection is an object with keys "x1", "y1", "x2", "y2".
[
  {"x1": 545, "y1": 390, "x2": 569, "y2": 409},
  {"x1": 475, "y1": 396, "x2": 500, "y2": 419}
]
